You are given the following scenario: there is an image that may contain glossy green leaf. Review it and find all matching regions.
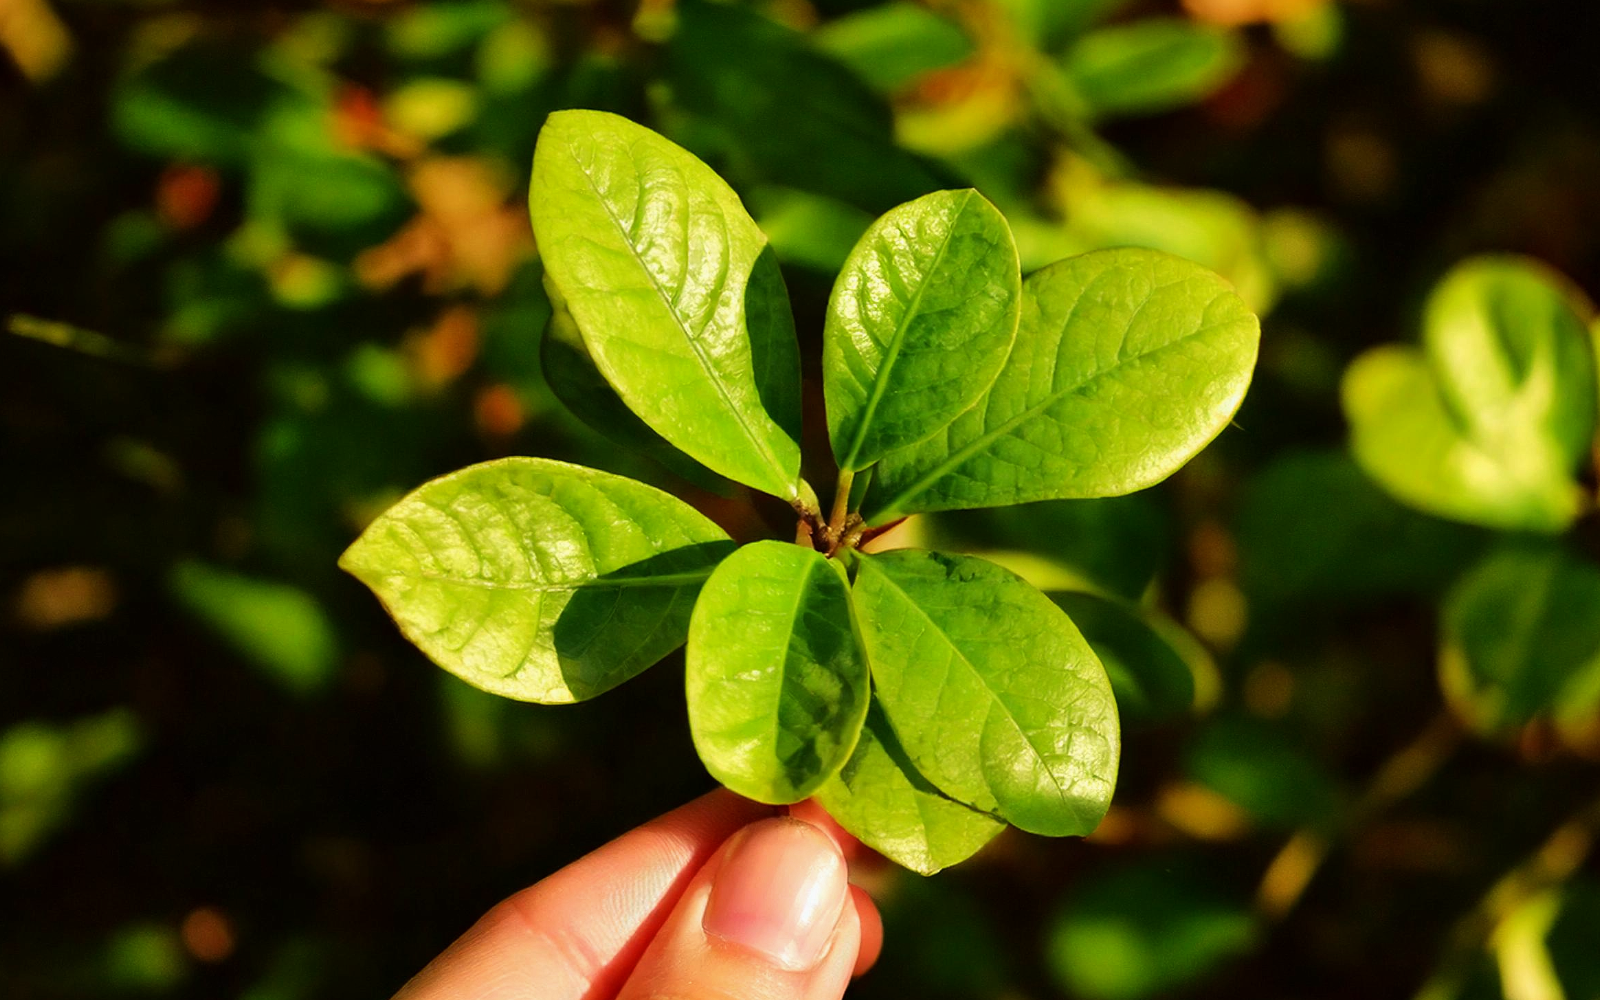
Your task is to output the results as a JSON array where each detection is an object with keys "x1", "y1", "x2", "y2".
[
  {"x1": 529, "y1": 110, "x2": 804, "y2": 500},
  {"x1": 1062, "y1": 19, "x2": 1245, "y2": 121},
  {"x1": 1051, "y1": 591, "x2": 1194, "y2": 724},
  {"x1": 817, "y1": 703, "x2": 1005, "y2": 875},
  {"x1": 340, "y1": 458, "x2": 735, "y2": 704},
  {"x1": 825, "y1": 189, "x2": 1021, "y2": 471},
  {"x1": 1345, "y1": 257, "x2": 1597, "y2": 533},
  {"x1": 866, "y1": 248, "x2": 1260, "y2": 521},
  {"x1": 1046, "y1": 860, "x2": 1258, "y2": 1000},
  {"x1": 1440, "y1": 545, "x2": 1600, "y2": 734},
  {"x1": 853, "y1": 549, "x2": 1119, "y2": 836},
  {"x1": 686, "y1": 541, "x2": 871, "y2": 804},
  {"x1": 813, "y1": 3, "x2": 973, "y2": 92},
  {"x1": 539, "y1": 276, "x2": 731, "y2": 494}
]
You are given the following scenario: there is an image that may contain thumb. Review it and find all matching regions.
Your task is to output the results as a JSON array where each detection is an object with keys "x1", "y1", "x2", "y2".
[{"x1": 616, "y1": 816, "x2": 861, "y2": 1000}]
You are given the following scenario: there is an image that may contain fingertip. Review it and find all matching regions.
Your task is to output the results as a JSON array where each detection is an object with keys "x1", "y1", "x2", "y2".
[
  {"x1": 788, "y1": 798, "x2": 863, "y2": 863},
  {"x1": 850, "y1": 885, "x2": 882, "y2": 978}
]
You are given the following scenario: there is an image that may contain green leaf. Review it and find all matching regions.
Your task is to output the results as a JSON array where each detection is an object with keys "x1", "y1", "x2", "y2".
[
  {"x1": 1049, "y1": 181, "x2": 1277, "y2": 314},
  {"x1": 1344, "y1": 347, "x2": 1587, "y2": 533},
  {"x1": 1345, "y1": 257, "x2": 1597, "y2": 533},
  {"x1": 750, "y1": 187, "x2": 875, "y2": 274},
  {"x1": 866, "y1": 248, "x2": 1260, "y2": 521},
  {"x1": 686, "y1": 541, "x2": 871, "y2": 804},
  {"x1": 1, "y1": 710, "x2": 142, "y2": 866},
  {"x1": 813, "y1": 3, "x2": 973, "y2": 92},
  {"x1": 539, "y1": 275, "x2": 732, "y2": 494},
  {"x1": 1184, "y1": 716, "x2": 1343, "y2": 831},
  {"x1": 995, "y1": 0, "x2": 1133, "y2": 49},
  {"x1": 825, "y1": 190, "x2": 1021, "y2": 471},
  {"x1": 1440, "y1": 545, "x2": 1600, "y2": 734},
  {"x1": 1062, "y1": 19, "x2": 1245, "y2": 121},
  {"x1": 1051, "y1": 591, "x2": 1195, "y2": 724},
  {"x1": 1046, "y1": 859, "x2": 1258, "y2": 1000},
  {"x1": 529, "y1": 110, "x2": 804, "y2": 500},
  {"x1": 1425, "y1": 258, "x2": 1596, "y2": 464},
  {"x1": 111, "y1": 44, "x2": 281, "y2": 165},
  {"x1": 853, "y1": 549, "x2": 1119, "y2": 836},
  {"x1": 1236, "y1": 450, "x2": 1487, "y2": 603},
  {"x1": 340, "y1": 458, "x2": 735, "y2": 704},
  {"x1": 924, "y1": 493, "x2": 1171, "y2": 601},
  {"x1": 170, "y1": 562, "x2": 339, "y2": 695},
  {"x1": 817, "y1": 703, "x2": 1005, "y2": 875},
  {"x1": 668, "y1": 0, "x2": 954, "y2": 212},
  {"x1": 1548, "y1": 880, "x2": 1600, "y2": 1000}
]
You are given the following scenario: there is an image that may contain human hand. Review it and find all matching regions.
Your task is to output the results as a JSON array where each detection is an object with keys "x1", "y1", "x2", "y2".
[{"x1": 393, "y1": 791, "x2": 883, "y2": 1000}]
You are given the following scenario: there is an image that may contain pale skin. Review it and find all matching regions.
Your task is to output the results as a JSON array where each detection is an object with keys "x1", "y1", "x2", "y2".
[{"x1": 394, "y1": 791, "x2": 884, "y2": 1000}]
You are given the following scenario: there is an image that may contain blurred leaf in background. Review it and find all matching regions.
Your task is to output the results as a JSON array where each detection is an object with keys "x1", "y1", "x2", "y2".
[
  {"x1": 1046, "y1": 860, "x2": 1258, "y2": 1000},
  {"x1": 0, "y1": 710, "x2": 141, "y2": 866}
]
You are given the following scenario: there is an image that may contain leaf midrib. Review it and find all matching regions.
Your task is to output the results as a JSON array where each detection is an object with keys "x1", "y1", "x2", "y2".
[
  {"x1": 866, "y1": 561, "x2": 1069, "y2": 807},
  {"x1": 372, "y1": 567, "x2": 717, "y2": 592},
  {"x1": 558, "y1": 136, "x2": 794, "y2": 497},
  {"x1": 874, "y1": 294, "x2": 1243, "y2": 518},
  {"x1": 839, "y1": 190, "x2": 972, "y2": 471}
]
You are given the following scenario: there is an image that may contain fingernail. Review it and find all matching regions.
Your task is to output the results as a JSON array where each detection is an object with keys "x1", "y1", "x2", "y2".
[{"x1": 702, "y1": 817, "x2": 849, "y2": 972}]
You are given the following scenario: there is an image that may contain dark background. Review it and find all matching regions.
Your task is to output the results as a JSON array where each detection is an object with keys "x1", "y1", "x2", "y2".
[{"x1": 4, "y1": 1, "x2": 1600, "y2": 998}]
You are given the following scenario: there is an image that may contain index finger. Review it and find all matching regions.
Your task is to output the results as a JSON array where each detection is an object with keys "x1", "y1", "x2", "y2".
[{"x1": 395, "y1": 789, "x2": 775, "y2": 1000}]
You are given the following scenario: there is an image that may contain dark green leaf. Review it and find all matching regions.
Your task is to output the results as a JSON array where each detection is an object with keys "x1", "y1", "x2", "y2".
[
  {"x1": 111, "y1": 44, "x2": 282, "y2": 165},
  {"x1": 1548, "y1": 880, "x2": 1600, "y2": 1000},
  {"x1": 529, "y1": 110, "x2": 804, "y2": 500},
  {"x1": 825, "y1": 189, "x2": 1020, "y2": 471},
  {"x1": 1440, "y1": 545, "x2": 1600, "y2": 733},
  {"x1": 668, "y1": 0, "x2": 953, "y2": 212},
  {"x1": 853, "y1": 549, "x2": 1119, "y2": 836},
  {"x1": 866, "y1": 248, "x2": 1260, "y2": 521},
  {"x1": 686, "y1": 541, "x2": 871, "y2": 804},
  {"x1": 1184, "y1": 716, "x2": 1343, "y2": 831},
  {"x1": 817, "y1": 703, "x2": 1005, "y2": 874},
  {"x1": 1236, "y1": 450, "x2": 1487, "y2": 603},
  {"x1": 340, "y1": 458, "x2": 735, "y2": 704},
  {"x1": 1051, "y1": 591, "x2": 1194, "y2": 724},
  {"x1": 924, "y1": 493, "x2": 1171, "y2": 601}
]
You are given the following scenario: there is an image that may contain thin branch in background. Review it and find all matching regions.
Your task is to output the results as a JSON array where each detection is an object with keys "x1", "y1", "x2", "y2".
[
  {"x1": 1257, "y1": 710, "x2": 1465, "y2": 920},
  {"x1": 7, "y1": 314, "x2": 179, "y2": 369},
  {"x1": 1414, "y1": 792, "x2": 1600, "y2": 1000}
]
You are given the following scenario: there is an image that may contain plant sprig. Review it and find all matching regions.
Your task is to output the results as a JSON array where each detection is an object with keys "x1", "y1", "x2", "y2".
[{"x1": 342, "y1": 110, "x2": 1261, "y2": 874}]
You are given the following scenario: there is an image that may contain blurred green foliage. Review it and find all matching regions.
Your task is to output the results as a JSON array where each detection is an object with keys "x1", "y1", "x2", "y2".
[{"x1": 4, "y1": 0, "x2": 1600, "y2": 999}]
